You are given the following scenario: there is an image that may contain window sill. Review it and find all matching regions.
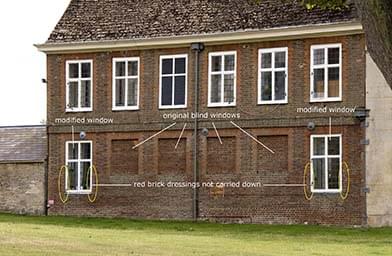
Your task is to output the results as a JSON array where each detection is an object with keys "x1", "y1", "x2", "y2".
[
  {"x1": 311, "y1": 190, "x2": 342, "y2": 194},
  {"x1": 258, "y1": 101, "x2": 288, "y2": 105},
  {"x1": 310, "y1": 98, "x2": 342, "y2": 103},
  {"x1": 65, "y1": 108, "x2": 93, "y2": 113},
  {"x1": 208, "y1": 103, "x2": 236, "y2": 108},
  {"x1": 112, "y1": 107, "x2": 139, "y2": 111},
  {"x1": 159, "y1": 105, "x2": 187, "y2": 110},
  {"x1": 66, "y1": 190, "x2": 92, "y2": 195}
]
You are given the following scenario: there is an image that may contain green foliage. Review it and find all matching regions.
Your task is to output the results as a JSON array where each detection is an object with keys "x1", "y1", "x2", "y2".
[
  {"x1": 252, "y1": 0, "x2": 348, "y2": 10},
  {"x1": 301, "y1": 0, "x2": 348, "y2": 10}
]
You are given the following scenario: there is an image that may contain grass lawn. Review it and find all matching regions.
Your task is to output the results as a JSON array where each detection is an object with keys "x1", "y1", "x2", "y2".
[{"x1": 0, "y1": 214, "x2": 391, "y2": 256}]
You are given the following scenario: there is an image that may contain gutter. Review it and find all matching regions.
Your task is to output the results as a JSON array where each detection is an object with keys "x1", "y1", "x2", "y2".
[{"x1": 35, "y1": 21, "x2": 363, "y2": 54}]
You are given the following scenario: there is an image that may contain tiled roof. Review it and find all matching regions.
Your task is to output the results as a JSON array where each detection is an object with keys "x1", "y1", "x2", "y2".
[
  {"x1": 47, "y1": 0, "x2": 358, "y2": 43},
  {"x1": 0, "y1": 126, "x2": 47, "y2": 163}
]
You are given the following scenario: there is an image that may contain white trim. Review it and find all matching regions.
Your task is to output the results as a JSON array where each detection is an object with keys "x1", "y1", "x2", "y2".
[
  {"x1": 208, "y1": 51, "x2": 237, "y2": 107},
  {"x1": 65, "y1": 140, "x2": 93, "y2": 194},
  {"x1": 36, "y1": 22, "x2": 363, "y2": 54},
  {"x1": 159, "y1": 54, "x2": 188, "y2": 109},
  {"x1": 65, "y1": 60, "x2": 93, "y2": 112},
  {"x1": 112, "y1": 57, "x2": 140, "y2": 111},
  {"x1": 258, "y1": 47, "x2": 288, "y2": 104},
  {"x1": 310, "y1": 43, "x2": 342, "y2": 102},
  {"x1": 310, "y1": 134, "x2": 342, "y2": 193}
]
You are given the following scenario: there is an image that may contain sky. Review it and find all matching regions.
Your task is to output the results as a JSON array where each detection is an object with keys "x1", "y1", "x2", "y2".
[{"x1": 0, "y1": 0, "x2": 71, "y2": 126}]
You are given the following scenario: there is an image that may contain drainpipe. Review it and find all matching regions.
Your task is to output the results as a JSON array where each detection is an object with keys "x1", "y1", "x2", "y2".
[
  {"x1": 191, "y1": 42, "x2": 204, "y2": 221},
  {"x1": 44, "y1": 124, "x2": 49, "y2": 216}
]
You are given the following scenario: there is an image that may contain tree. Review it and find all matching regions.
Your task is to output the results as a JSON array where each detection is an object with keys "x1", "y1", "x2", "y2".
[{"x1": 303, "y1": 0, "x2": 392, "y2": 88}]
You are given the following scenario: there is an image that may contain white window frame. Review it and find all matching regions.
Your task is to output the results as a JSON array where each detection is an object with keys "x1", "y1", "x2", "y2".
[
  {"x1": 310, "y1": 44, "x2": 342, "y2": 102},
  {"x1": 159, "y1": 54, "x2": 188, "y2": 109},
  {"x1": 208, "y1": 51, "x2": 237, "y2": 107},
  {"x1": 65, "y1": 141, "x2": 93, "y2": 194},
  {"x1": 65, "y1": 60, "x2": 93, "y2": 112},
  {"x1": 112, "y1": 57, "x2": 140, "y2": 111},
  {"x1": 310, "y1": 134, "x2": 342, "y2": 193},
  {"x1": 258, "y1": 47, "x2": 288, "y2": 104}
]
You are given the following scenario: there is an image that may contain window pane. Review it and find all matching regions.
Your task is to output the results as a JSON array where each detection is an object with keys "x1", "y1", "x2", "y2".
[
  {"x1": 328, "y1": 47, "x2": 340, "y2": 64},
  {"x1": 313, "y1": 68, "x2": 325, "y2": 98},
  {"x1": 261, "y1": 71, "x2": 272, "y2": 101},
  {"x1": 224, "y1": 74, "x2": 234, "y2": 103},
  {"x1": 328, "y1": 158, "x2": 340, "y2": 189},
  {"x1": 127, "y1": 78, "x2": 138, "y2": 106},
  {"x1": 224, "y1": 55, "x2": 235, "y2": 71},
  {"x1": 162, "y1": 59, "x2": 173, "y2": 74},
  {"x1": 313, "y1": 48, "x2": 325, "y2": 65},
  {"x1": 261, "y1": 52, "x2": 272, "y2": 69},
  {"x1": 81, "y1": 143, "x2": 91, "y2": 160},
  {"x1": 67, "y1": 162, "x2": 78, "y2": 190},
  {"x1": 161, "y1": 77, "x2": 173, "y2": 105},
  {"x1": 128, "y1": 61, "x2": 138, "y2": 76},
  {"x1": 80, "y1": 162, "x2": 91, "y2": 190},
  {"x1": 68, "y1": 143, "x2": 78, "y2": 160},
  {"x1": 68, "y1": 81, "x2": 79, "y2": 108},
  {"x1": 115, "y1": 62, "x2": 126, "y2": 77},
  {"x1": 69, "y1": 63, "x2": 79, "y2": 78},
  {"x1": 210, "y1": 74, "x2": 221, "y2": 103},
  {"x1": 275, "y1": 51, "x2": 286, "y2": 68},
  {"x1": 175, "y1": 58, "x2": 186, "y2": 74},
  {"x1": 81, "y1": 63, "x2": 91, "y2": 78},
  {"x1": 328, "y1": 67, "x2": 340, "y2": 98},
  {"x1": 328, "y1": 136, "x2": 340, "y2": 155},
  {"x1": 313, "y1": 137, "x2": 325, "y2": 156},
  {"x1": 211, "y1": 56, "x2": 222, "y2": 72},
  {"x1": 115, "y1": 79, "x2": 125, "y2": 106},
  {"x1": 274, "y1": 71, "x2": 286, "y2": 100},
  {"x1": 174, "y1": 76, "x2": 186, "y2": 105},
  {"x1": 81, "y1": 80, "x2": 91, "y2": 108},
  {"x1": 313, "y1": 159, "x2": 325, "y2": 190}
]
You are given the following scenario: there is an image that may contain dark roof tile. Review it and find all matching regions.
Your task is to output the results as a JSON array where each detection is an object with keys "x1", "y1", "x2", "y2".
[
  {"x1": 47, "y1": 0, "x2": 358, "y2": 43},
  {"x1": 0, "y1": 126, "x2": 47, "y2": 163}
]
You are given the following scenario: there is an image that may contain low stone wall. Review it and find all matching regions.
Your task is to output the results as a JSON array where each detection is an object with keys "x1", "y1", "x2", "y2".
[{"x1": 0, "y1": 163, "x2": 46, "y2": 215}]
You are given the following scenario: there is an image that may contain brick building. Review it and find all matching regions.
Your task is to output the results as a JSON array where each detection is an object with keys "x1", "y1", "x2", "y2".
[
  {"x1": 36, "y1": 0, "x2": 391, "y2": 225},
  {"x1": 0, "y1": 126, "x2": 47, "y2": 215}
]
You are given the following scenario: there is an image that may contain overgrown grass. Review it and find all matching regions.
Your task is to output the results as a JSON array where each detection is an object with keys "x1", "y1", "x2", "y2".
[{"x1": 0, "y1": 213, "x2": 391, "y2": 256}]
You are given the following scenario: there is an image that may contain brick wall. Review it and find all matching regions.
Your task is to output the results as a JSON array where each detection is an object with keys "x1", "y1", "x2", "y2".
[
  {"x1": 46, "y1": 34, "x2": 367, "y2": 225},
  {"x1": 0, "y1": 163, "x2": 46, "y2": 215}
]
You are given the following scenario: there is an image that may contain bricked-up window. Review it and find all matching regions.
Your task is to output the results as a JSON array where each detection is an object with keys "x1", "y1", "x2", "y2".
[
  {"x1": 310, "y1": 44, "x2": 342, "y2": 102},
  {"x1": 208, "y1": 51, "x2": 236, "y2": 107},
  {"x1": 257, "y1": 135, "x2": 288, "y2": 172},
  {"x1": 159, "y1": 54, "x2": 187, "y2": 109},
  {"x1": 66, "y1": 60, "x2": 92, "y2": 112},
  {"x1": 207, "y1": 137, "x2": 236, "y2": 174},
  {"x1": 258, "y1": 48, "x2": 288, "y2": 104},
  {"x1": 111, "y1": 140, "x2": 139, "y2": 175},
  {"x1": 158, "y1": 138, "x2": 186, "y2": 174},
  {"x1": 112, "y1": 57, "x2": 140, "y2": 110},
  {"x1": 65, "y1": 141, "x2": 92, "y2": 193},
  {"x1": 310, "y1": 135, "x2": 342, "y2": 193}
]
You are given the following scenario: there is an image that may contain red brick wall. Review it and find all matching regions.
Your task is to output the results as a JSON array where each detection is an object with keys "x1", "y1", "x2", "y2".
[
  {"x1": 111, "y1": 139, "x2": 138, "y2": 176},
  {"x1": 46, "y1": 34, "x2": 367, "y2": 225}
]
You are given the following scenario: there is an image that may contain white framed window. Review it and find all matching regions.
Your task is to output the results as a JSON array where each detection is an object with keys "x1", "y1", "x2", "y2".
[
  {"x1": 310, "y1": 44, "x2": 342, "y2": 102},
  {"x1": 208, "y1": 51, "x2": 236, "y2": 107},
  {"x1": 112, "y1": 57, "x2": 140, "y2": 110},
  {"x1": 310, "y1": 134, "x2": 342, "y2": 193},
  {"x1": 65, "y1": 141, "x2": 93, "y2": 194},
  {"x1": 258, "y1": 47, "x2": 288, "y2": 104},
  {"x1": 66, "y1": 60, "x2": 93, "y2": 112},
  {"x1": 159, "y1": 54, "x2": 187, "y2": 109}
]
